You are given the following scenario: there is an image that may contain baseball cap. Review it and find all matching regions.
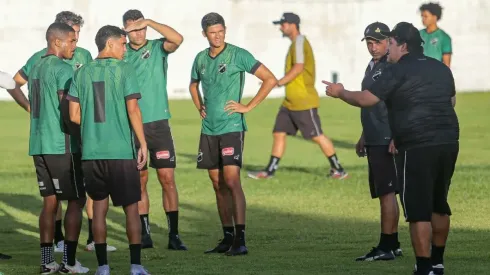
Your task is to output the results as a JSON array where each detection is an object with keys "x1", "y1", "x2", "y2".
[
  {"x1": 380, "y1": 22, "x2": 424, "y2": 45},
  {"x1": 361, "y1": 22, "x2": 390, "y2": 41},
  {"x1": 272, "y1": 13, "x2": 300, "y2": 25}
]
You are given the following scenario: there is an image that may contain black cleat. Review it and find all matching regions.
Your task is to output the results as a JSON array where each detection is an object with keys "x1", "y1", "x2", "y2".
[
  {"x1": 0, "y1": 253, "x2": 11, "y2": 260},
  {"x1": 432, "y1": 264, "x2": 444, "y2": 275},
  {"x1": 141, "y1": 234, "x2": 154, "y2": 249},
  {"x1": 225, "y1": 245, "x2": 248, "y2": 256},
  {"x1": 168, "y1": 235, "x2": 187, "y2": 251},
  {"x1": 393, "y1": 247, "x2": 403, "y2": 257},
  {"x1": 355, "y1": 247, "x2": 395, "y2": 261},
  {"x1": 204, "y1": 239, "x2": 232, "y2": 254}
]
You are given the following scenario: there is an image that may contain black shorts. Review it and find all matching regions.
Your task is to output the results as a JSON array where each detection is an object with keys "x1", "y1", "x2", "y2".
[
  {"x1": 398, "y1": 143, "x2": 459, "y2": 222},
  {"x1": 33, "y1": 153, "x2": 85, "y2": 201},
  {"x1": 197, "y1": 132, "x2": 245, "y2": 170},
  {"x1": 366, "y1": 146, "x2": 398, "y2": 199},
  {"x1": 82, "y1": 159, "x2": 141, "y2": 207},
  {"x1": 273, "y1": 106, "x2": 323, "y2": 139},
  {"x1": 135, "y1": 119, "x2": 176, "y2": 170}
]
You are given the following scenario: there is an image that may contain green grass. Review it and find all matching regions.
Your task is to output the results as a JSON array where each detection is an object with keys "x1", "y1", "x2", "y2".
[{"x1": 0, "y1": 93, "x2": 489, "y2": 274}]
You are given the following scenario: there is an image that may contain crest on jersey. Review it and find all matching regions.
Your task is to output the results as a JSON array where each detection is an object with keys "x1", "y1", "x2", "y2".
[
  {"x1": 75, "y1": 62, "x2": 83, "y2": 69},
  {"x1": 200, "y1": 64, "x2": 206, "y2": 75},
  {"x1": 141, "y1": 49, "x2": 150, "y2": 59},
  {"x1": 218, "y1": 63, "x2": 227, "y2": 74},
  {"x1": 430, "y1": 38, "x2": 438, "y2": 45},
  {"x1": 372, "y1": 69, "x2": 382, "y2": 81}
]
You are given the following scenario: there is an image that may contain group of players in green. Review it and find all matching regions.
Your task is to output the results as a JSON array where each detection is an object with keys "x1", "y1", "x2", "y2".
[{"x1": 2, "y1": 1, "x2": 453, "y2": 274}]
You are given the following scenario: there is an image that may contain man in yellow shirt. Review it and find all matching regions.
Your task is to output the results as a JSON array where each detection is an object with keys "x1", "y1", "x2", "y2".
[{"x1": 248, "y1": 13, "x2": 347, "y2": 180}]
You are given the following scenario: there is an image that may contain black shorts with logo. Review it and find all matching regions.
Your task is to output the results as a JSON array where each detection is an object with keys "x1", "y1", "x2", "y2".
[
  {"x1": 273, "y1": 106, "x2": 323, "y2": 139},
  {"x1": 197, "y1": 131, "x2": 245, "y2": 170},
  {"x1": 135, "y1": 119, "x2": 176, "y2": 170},
  {"x1": 33, "y1": 153, "x2": 85, "y2": 201},
  {"x1": 398, "y1": 143, "x2": 459, "y2": 222},
  {"x1": 82, "y1": 159, "x2": 141, "y2": 207},
  {"x1": 366, "y1": 146, "x2": 398, "y2": 199}
]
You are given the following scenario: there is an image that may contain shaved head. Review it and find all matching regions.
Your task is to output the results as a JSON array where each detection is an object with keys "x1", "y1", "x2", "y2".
[{"x1": 46, "y1": 22, "x2": 75, "y2": 42}]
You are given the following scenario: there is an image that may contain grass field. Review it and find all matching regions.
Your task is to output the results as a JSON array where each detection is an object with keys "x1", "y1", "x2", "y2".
[{"x1": 0, "y1": 92, "x2": 489, "y2": 274}]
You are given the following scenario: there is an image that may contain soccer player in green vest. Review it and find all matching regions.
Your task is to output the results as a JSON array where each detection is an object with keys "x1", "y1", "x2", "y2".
[
  {"x1": 419, "y1": 2, "x2": 452, "y2": 67},
  {"x1": 122, "y1": 9, "x2": 185, "y2": 250},
  {"x1": 6, "y1": 11, "x2": 117, "y2": 253},
  {"x1": 189, "y1": 12, "x2": 278, "y2": 256},
  {"x1": 28, "y1": 22, "x2": 89, "y2": 274},
  {"x1": 67, "y1": 25, "x2": 149, "y2": 275}
]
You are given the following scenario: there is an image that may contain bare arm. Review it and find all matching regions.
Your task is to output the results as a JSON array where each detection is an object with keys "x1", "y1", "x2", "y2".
[
  {"x1": 278, "y1": 63, "x2": 304, "y2": 86},
  {"x1": 146, "y1": 20, "x2": 184, "y2": 53},
  {"x1": 126, "y1": 99, "x2": 146, "y2": 148},
  {"x1": 442, "y1": 54, "x2": 451, "y2": 67},
  {"x1": 189, "y1": 81, "x2": 203, "y2": 111},
  {"x1": 7, "y1": 72, "x2": 30, "y2": 112},
  {"x1": 245, "y1": 64, "x2": 278, "y2": 111},
  {"x1": 338, "y1": 90, "x2": 380, "y2": 108},
  {"x1": 69, "y1": 100, "x2": 81, "y2": 125}
]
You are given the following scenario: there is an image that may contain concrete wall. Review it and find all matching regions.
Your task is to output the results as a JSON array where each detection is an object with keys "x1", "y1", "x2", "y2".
[{"x1": 1, "y1": 0, "x2": 488, "y2": 100}]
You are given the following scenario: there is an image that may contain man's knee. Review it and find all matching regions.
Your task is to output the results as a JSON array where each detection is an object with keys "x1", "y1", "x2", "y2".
[
  {"x1": 43, "y1": 195, "x2": 59, "y2": 213},
  {"x1": 139, "y1": 170, "x2": 149, "y2": 191},
  {"x1": 273, "y1": 132, "x2": 287, "y2": 140},
  {"x1": 157, "y1": 168, "x2": 176, "y2": 189},
  {"x1": 69, "y1": 197, "x2": 86, "y2": 209}
]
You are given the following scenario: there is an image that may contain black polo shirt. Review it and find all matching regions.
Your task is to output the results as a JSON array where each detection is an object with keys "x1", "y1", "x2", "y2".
[
  {"x1": 361, "y1": 54, "x2": 392, "y2": 146},
  {"x1": 369, "y1": 53, "x2": 459, "y2": 150}
]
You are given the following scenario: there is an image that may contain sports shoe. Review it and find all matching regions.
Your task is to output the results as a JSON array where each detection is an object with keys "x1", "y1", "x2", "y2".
[
  {"x1": 355, "y1": 247, "x2": 395, "y2": 261},
  {"x1": 54, "y1": 240, "x2": 64, "y2": 253},
  {"x1": 393, "y1": 247, "x2": 403, "y2": 257},
  {"x1": 168, "y1": 235, "x2": 187, "y2": 250},
  {"x1": 130, "y1": 264, "x2": 150, "y2": 275},
  {"x1": 247, "y1": 170, "x2": 273, "y2": 179},
  {"x1": 329, "y1": 169, "x2": 349, "y2": 179},
  {"x1": 413, "y1": 264, "x2": 436, "y2": 275},
  {"x1": 432, "y1": 264, "x2": 444, "y2": 275},
  {"x1": 225, "y1": 245, "x2": 248, "y2": 256},
  {"x1": 85, "y1": 241, "x2": 117, "y2": 252},
  {"x1": 204, "y1": 238, "x2": 233, "y2": 254},
  {"x1": 141, "y1": 234, "x2": 153, "y2": 249},
  {"x1": 40, "y1": 261, "x2": 60, "y2": 274},
  {"x1": 59, "y1": 260, "x2": 90, "y2": 274},
  {"x1": 95, "y1": 265, "x2": 110, "y2": 275},
  {"x1": 0, "y1": 253, "x2": 11, "y2": 260}
]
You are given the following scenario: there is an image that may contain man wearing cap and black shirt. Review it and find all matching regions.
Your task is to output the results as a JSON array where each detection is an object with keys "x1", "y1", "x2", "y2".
[
  {"x1": 355, "y1": 22, "x2": 402, "y2": 262},
  {"x1": 323, "y1": 22, "x2": 459, "y2": 275},
  {"x1": 248, "y1": 12, "x2": 347, "y2": 180}
]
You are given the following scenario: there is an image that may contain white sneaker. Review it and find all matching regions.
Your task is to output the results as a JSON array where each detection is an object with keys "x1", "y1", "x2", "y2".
[
  {"x1": 59, "y1": 260, "x2": 90, "y2": 274},
  {"x1": 85, "y1": 241, "x2": 117, "y2": 252},
  {"x1": 95, "y1": 265, "x2": 110, "y2": 275},
  {"x1": 40, "y1": 261, "x2": 60, "y2": 274},
  {"x1": 54, "y1": 240, "x2": 64, "y2": 253},
  {"x1": 130, "y1": 264, "x2": 150, "y2": 275}
]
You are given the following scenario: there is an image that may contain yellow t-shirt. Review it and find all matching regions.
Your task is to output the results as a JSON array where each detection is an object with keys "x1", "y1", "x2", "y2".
[{"x1": 282, "y1": 35, "x2": 320, "y2": 111}]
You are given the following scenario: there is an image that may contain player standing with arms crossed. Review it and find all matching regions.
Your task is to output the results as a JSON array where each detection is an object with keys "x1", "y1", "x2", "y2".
[
  {"x1": 67, "y1": 25, "x2": 149, "y2": 275},
  {"x1": 189, "y1": 12, "x2": 277, "y2": 256},
  {"x1": 28, "y1": 23, "x2": 88, "y2": 274},
  {"x1": 419, "y1": 2, "x2": 452, "y2": 67},
  {"x1": 122, "y1": 9, "x2": 186, "y2": 250}
]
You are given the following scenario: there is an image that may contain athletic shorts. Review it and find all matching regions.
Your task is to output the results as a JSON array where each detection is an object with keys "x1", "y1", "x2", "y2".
[
  {"x1": 33, "y1": 153, "x2": 85, "y2": 201},
  {"x1": 366, "y1": 146, "x2": 399, "y2": 199},
  {"x1": 273, "y1": 106, "x2": 323, "y2": 139},
  {"x1": 398, "y1": 143, "x2": 459, "y2": 222},
  {"x1": 135, "y1": 119, "x2": 176, "y2": 170},
  {"x1": 196, "y1": 131, "x2": 245, "y2": 170},
  {"x1": 82, "y1": 159, "x2": 141, "y2": 207}
]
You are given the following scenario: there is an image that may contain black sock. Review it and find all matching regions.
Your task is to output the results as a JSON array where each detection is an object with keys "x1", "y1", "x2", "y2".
[
  {"x1": 129, "y1": 244, "x2": 141, "y2": 265},
  {"x1": 140, "y1": 214, "x2": 150, "y2": 236},
  {"x1": 265, "y1": 156, "x2": 280, "y2": 175},
  {"x1": 40, "y1": 243, "x2": 54, "y2": 265},
  {"x1": 63, "y1": 240, "x2": 77, "y2": 266},
  {"x1": 393, "y1": 232, "x2": 400, "y2": 250},
  {"x1": 327, "y1": 154, "x2": 344, "y2": 171},
  {"x1": 166, "y1": 211, "x2": 179, "y2": 236},
  {"x1": 416, "y1": 257, "x2": 431, "y2": 274},
  {"x1": 223, "y1": 226, "x2": 234, "y2": 243},
  {"x1": 95, "y1": 243, "x2": 108, "y2": 266},
  {"x1": 431, "y1": 245, "x2": 445, "y2": 265},
  {"x1": 378, "y1": 233, "x2": 392, "y2": 252},
  {"x1": 87, "y1": 219, "x2": 94, "y2": 244},
  {"x1": 234, "y1": 224, "x2": 245, "y2": 246},
  {"x1": 54, "y1": 219, "x2": 64, "y2": 243}
]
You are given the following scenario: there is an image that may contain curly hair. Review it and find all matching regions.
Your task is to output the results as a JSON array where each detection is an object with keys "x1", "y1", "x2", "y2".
[
  {"x1": 419, "y1": 2, "x2": 443, "y2": 20},
  {"x1": 54, "y1": 11, "x2": 84, "y2": 27}
]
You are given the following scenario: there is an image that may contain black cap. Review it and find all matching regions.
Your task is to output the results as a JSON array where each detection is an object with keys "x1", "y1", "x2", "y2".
[
  {"x1": 380, "y1": 22, "x2": 424, "y2": 45},
  {"x1": 272, "y1": 13, "x2": 300, "y2": 25},
  {"x1": 361, "y1": 22, "x2": 390, "y2": 41}
]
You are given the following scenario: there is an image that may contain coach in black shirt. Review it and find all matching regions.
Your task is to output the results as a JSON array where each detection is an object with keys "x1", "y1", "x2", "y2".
[
  {"x1": 323, "y1": 22, "x2": 459, "y2": 275},
  {"x1": 354, "y1": 22, "x2": 402, "y2": 263}
]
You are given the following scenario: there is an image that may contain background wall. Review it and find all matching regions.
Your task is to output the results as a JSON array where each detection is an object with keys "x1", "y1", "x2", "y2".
[{"x1": 0, "y1": 0, "x2": 488, "y2": 100}]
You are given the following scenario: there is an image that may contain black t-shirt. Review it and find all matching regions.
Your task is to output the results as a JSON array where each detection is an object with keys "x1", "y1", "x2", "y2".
[
  {"x1": 369, "y1": 53, "x2": 459, "y2": 150},
  {"x1": 361, "y1": 54, "x2": 392, "y2": 146}
]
